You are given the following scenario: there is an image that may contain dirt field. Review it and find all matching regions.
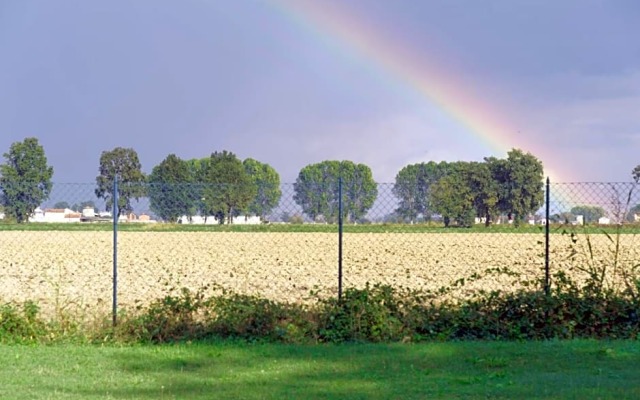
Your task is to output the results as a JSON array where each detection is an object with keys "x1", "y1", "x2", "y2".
[{"x1": 1, "y1": 231, "x2": 638, "y2": 316}]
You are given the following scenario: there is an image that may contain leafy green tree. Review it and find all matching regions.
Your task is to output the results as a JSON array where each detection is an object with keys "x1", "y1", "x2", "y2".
[
  {"x1": 95, "y1": 147, "x2": 146, "y2": 215},
  {"x1": 53, "y1": 201, "x2": 70, "y2": 210},
  {"x1": 71, "y1": 200, "x2": 97, "y2": 213},
  {"x1": 339, "y1": 161, "x2": 378, "y2": 222},
  {"x1": 148, "y1": 154, "x2": 195, "y2": 222},
  {"x1": 293, "y1": 160, "x2": 377, "y2": 223},
  {"x1": 200, "y1": 151, "x2": 257, "y2": 224},
  {"x1": 243, "y1": 158, "x2": 282, "y2": 220},
  {"x1": 0, "y1": 137, "x2": 54, "y2": 223},
  {"x1": 393, "y1": 161, "x2": 446, "y2": 223},
  {"x1": 466, "y1": 162, "x2": 500, "y2": 226},
  {"x1": 429, "y1": 162, "x2": 475, "y2": 227},
  {"x1": 183, "y1": 157, "x2": 211, "y2": 217},
  {"x1": 486, "y1": 149, "x2": 544, "y2": 226},
  {"x1": 570, "y1": 205, "x2": 606, "y2": 224}
]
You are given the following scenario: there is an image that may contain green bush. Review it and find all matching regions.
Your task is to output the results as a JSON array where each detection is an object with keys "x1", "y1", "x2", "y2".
[
  {"x1": 3, "y1": 269, "x2": 640, "y2": 344},
  {"x1": 318, "y1": 284, "x2": 406, "y2": 343},
  {"x1": 210, "y1": 292, "x2": 315, "y2": 343},
  {"x1": 0, "y1": 301, "x2": 46, "y2": 343}
]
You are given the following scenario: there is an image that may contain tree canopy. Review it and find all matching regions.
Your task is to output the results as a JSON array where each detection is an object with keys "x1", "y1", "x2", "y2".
[
  {"x1": 148, "y1": 154, "x2": 196, "y2": 222},
  {"x1": 199, "y1": 151, "x2": 257, "y2": 224},
  {"x1": 394, "y1": 148, "x2": 545, "y2": 227},
  {"x1": 484, "y1": 149, "x2": 545, "y2": 226},
  {"x1": 393, "y1": 161, "x2": 446, "y2": 223},
  {"x1": 95, "y1": 147, "x2": 146, "y2": 215},
  {"x1": 0, "y1": 137, "x2": 54, "y2": 223},
  {"x1": 293, "y1": 160, "x2": 377, "y2": 223},
  {"x1": 429, "y1": 162, "x2": 476, "y2": 227},
  {"x1": 243, "y1": 158, "x2": 281, "y2": 220},
  {"x1": 53, "y1": 201, "x2": 70, "y2": 210}
]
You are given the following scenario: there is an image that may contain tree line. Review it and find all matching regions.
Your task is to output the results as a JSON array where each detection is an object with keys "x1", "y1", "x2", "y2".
[{"x1": 2, "y1": 137, "x2": 639, "y2": 225}]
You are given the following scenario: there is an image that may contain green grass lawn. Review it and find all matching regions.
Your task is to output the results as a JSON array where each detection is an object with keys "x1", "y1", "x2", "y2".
[
  {"x1": 1, "y1": 220, "x2": 637, "y2": 234},
  {"x1": 1, "y1": 340, "x2": 639, "y2": 399}
]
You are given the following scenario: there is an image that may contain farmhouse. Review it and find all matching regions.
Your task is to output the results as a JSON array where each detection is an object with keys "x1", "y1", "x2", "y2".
[
  {"x1": 29, "y1": 208, "x2": 81, "y2": 223},
  {"x1": 178, "y1": 215, "x2": 262, "y2": 225},
  {"x1": 598, "y1": 217, "x2": 611, "y2": 225}
]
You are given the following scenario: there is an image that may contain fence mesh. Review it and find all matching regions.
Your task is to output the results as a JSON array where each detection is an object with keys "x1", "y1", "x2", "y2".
[
  {"x1": 1, "y1": 181, "x2": 639, "y2": 317},
  {"x1": 548, "y1": 182, "x2": 640, "y2": 292}
]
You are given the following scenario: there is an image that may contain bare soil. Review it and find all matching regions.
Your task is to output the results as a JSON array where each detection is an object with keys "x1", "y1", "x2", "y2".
[{"x1": 1, "y1": 231, "x2": 637, "y2": 317}]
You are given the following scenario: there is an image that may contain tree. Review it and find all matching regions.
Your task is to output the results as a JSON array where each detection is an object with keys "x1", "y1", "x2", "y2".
[
  {"x1": 95, "y1": 147, "x2": 146, "y2": 215},
  {"x1": 633, "y1": 165, "x2": 640, "y2": 183},
  {"x1": 53, "y1": 201, "x2": 70, "y2": 210},
  {"x1": 486, "y1": 149, "x2": 544, "y2": 226},
  {"x1": 393, "y1": 161, "x2": 446, "y2": 223},
  {"x1": 148, "y1": 154, "x2": 195, "y2": 222},
  {"x1": 466, "y1": 162, "x2": 500, "y2": 226},
  {"x1": 570, "y1": 205, "x2": 606, "y2": 224},
  {"x1": 71, "y1": 200, "x2": 97, "y2": 213},
  {"x1": 339, "y1": 161, "x2": 378, "y2": 222},
  {"x1": 293, "y1": 160, "x2": 377, "y2": 223},
  {"x1": 243, "y1": 158, "x2": 282, "y2": 220},
  {"x1": 429, "y1": 162, "x2": 475, "y2": 227},
  {"x1": 200, "y1": 151, "x2": 257, "y2": 224},
  {"x1": 0, "y1": 137, "x2": 54, "y2": 223}
]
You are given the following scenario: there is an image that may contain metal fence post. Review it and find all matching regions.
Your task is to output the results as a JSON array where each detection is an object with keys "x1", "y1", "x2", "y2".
[
  {"x1": 544, "y1": 177, "x2": 550, "y2": 297},
  {"x1": 338, "y1": 177, "x2": 343, "y2": 301},
  {"x1": 112, "y1": 175, "x2": 118, "y2": 327}
]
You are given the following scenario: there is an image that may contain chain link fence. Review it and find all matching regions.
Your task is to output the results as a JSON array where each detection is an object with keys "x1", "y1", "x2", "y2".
[{"x1": 1, "y1": 181, "x2": 639, "y2": 318}]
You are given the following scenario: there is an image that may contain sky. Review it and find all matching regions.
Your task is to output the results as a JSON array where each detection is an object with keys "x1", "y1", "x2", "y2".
[{"x1": 1, "y1": 0, "x2": 639, "y2": 184}]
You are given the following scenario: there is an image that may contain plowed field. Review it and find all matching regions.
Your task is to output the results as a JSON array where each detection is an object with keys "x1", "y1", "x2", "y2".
[{"x1": 1, "y1": 231, "x2": 637, "y2": 316}]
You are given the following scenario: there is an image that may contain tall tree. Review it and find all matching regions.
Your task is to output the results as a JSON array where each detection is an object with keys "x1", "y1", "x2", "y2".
[
  {"x1": 467, "y1": 161, "x2": 500, "y2": 226},
  {"x1": 293, "y1": 160, "x2": 377, "y2": 223},
  {"x1": 486, "y1": 149, "x2": 544, "y2": 226},
  {"x1": 148, "y1": 154, "x2": 195, "y2": 222},
  {"x1": 184, "y1": 157, "x2": 211, "y2": 217},
  {"x1": 243, "y1": 158, "x2": 282, "y2": 220},
  {"x1": 0, "y1": 137, "x2": 54, "y2": 223},
  {"x1": 339, "y1": 161, "x2": 378, "y2": 222},
  {"x1": 393, "y1": 161, "x2": 446, "y2": 223},
  {"x1": 429, "y1": 162, "x2": 476, "y2": 227},
  {"x1": 200, "y1": 151, "x2": 257, "y2": 224},
  {"x1": 95, "y1": 147, "x2": 146, "y2": 215}
]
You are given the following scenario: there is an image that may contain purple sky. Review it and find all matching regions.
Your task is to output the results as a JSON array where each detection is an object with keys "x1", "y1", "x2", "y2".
[{"x1": 1, "y1": 0, "x2": 639, "y2": 183}]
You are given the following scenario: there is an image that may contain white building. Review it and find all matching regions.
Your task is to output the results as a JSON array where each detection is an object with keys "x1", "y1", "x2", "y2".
[
  {"x1": 598, "y1": 217, "x2": 611, "y2": 225},
  {"x1": 29, "y1": 207, "x2": 81, "y2": 223},
  {"x1": 178, "y1": 215, "x2": 262, "y2": 225}
]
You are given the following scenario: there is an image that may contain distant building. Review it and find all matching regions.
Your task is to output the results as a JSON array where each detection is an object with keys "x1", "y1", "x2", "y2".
[
  {"x1": 29, "y1": 208, "x2": 81, "y2": 223},
  {"x1": 178, "y1": 215, "x2": 262, "y2": 225},
  {"x1": 598, "y1": 217, "x2": 611, "y2": 225}
]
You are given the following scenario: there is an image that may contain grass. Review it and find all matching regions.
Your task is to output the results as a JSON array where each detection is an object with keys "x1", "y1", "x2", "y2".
[
  {"x1": 0, "y1": 340, "x2": 639, "y2": 399},
  {"x1": 1, "y1": 220, "x2": 638, "y2": 234}
]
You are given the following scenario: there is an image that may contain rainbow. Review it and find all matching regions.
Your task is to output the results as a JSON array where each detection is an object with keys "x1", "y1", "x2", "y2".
[{"x1": 270, "y1": 0, "x2": 575, "y2": 183}]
